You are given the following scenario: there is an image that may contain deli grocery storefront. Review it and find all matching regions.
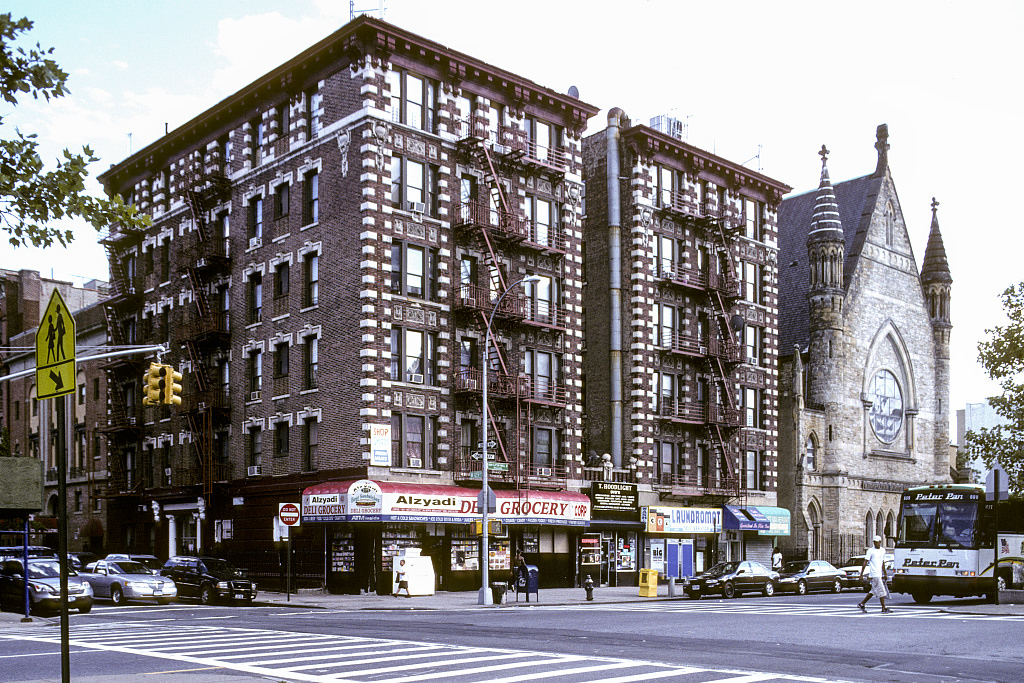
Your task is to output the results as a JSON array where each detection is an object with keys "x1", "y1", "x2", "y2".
[{"x1": 302, "y1": 480, "x2": 591, "y2": 594}]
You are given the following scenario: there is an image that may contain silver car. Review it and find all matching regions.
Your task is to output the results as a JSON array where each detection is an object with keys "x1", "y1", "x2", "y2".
[
  {"x1": 0, "y1": 558, "x2": 94, "y2": 615},
  {"x1": 81, "y1": 560, "x2": 177, "y2": 605}
]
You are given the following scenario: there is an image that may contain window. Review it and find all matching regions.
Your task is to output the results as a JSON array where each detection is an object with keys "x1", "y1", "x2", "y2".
[
  {"x1": 743, "y1": 261, "x2": 762, "y2": 304},
  {"x1": 653, "y1": 303, "x2": 680, "y2": 349},
  {"x1": 744, "y1": 324, "x2": 762, "y2": 365},
  {"x1": 92, "y1": 378, "x2": 99, "y2": 400},
  {"x1": 390, "y1": 241, "x2": 436, "y2": 300},
  {"x1": 524, "y1": 274, "x2": 559, "y2": 326},
  {"x1": 885, "y1": 202, "x2": 895, "y2": 247},
  {"x1": 532, "y1": 427, "x2": 560, "y2": 467},
  {"x1": 655, "y1": 235, "x2": 677, "y2": 278},
  {"x1": 13, "y1": 400, "x2": 19, "y2": 420},
  {"x1": 274, "y1": 262, "x2": 289, "y2": 298},
  {"x1": 303, "y1": 337, "x2": 318, "y2": 390},
  {"x1": 274, "y1": 183, "x2": 289, "y2": 219},
  {"x1": 805, "y1": 436, "x2": 817, "y2": 470},
  {"x1": 274, "y1": 341, "x2": 289, "y2": 377},
  {"x1": 390, "y1": 156, "x2": 438, "y2": 215},
  {"x1": 303, "y1": 171, "x2": 319, "y2": 225},
  {"x1": 303, "y1": 252, "x2": 319, "y2": 306},
  {"x1": 458, "y1": 337, "x2": 477, "y2": 375},
  {"x1": 248, "y1": 349, "x2": 262, "y2": 393},
  {"x1": 159, "y1": 239, "x2": 170, "y2": 282},
  {"x1": 218, "y1": 134, "x2": 232, "y2": 172},
  {"x1": 696, "y1": 444, "x2": 712, "y2": 485},
  {"x1": 656, "y1": 165, "x2": 677, "y2": 208},
  {"x1": 248, "y1": 273, "x2": 262, "y2": 324},
  {"x1": 250, "y1": 117, "x2": 265, "y2": 163},
  {"x1": 524, "y1": 116, "x2": 561, "y2": 164},
  {"x1": 742, "y1": 198, "x2": 763, "y2": 241},
  {"x1": 387, "y1": 70, "x2": 437, "y2": 132},
  {"x1": 143, "y1": 247, "x2": 154, "y2": 275},
  {"x1": 274, "y1": 423, "x2": 289, "y2": 458},
  {"x1": 247, "y1": 427, "x2": 262, "y2": 468},
  {"x1": 743, "y1": 387, "x2": 763, "y2": 428},
  {"x1": 391, "y1": 413, "x2": 437, "y2": 469},
  {"x1": 524, "y1": 196, "x2": 558, "y2": 248},
  {"x1": 278, "y1": 101, "x2": 290, "y2": 140},
  {"x1": 74, "y1": 490, "x2": 82, "y2": 512},
  {"x1": 524, "y1": 349, "x2": 561, "y2": 402},
  {"x1": 391, "y1": 327, "x2": 436, "y2": 385},
  {"x1": 302, "y1": 417, "x2": 318, "y2": 471},
  {"x1": 745, "y1": 450, "x2": 762, "y2": 490},
  {"x1": 305, "y1": 87, "x2": 322, "y2": 136},
  {"x1": 77, "y1": 383, "x2": 85, "y2": 405},
  {"x1": 654, "y1": 371, "x2": 682, "y2": 415},
  {"x1": 218, "y1": 211, "x2": 230, "y2": 256},
  {"x1": 248, "y1": 196, "x2": 264, "y2": 241},
  {"x1": 655, "y1": 440, "x2": 684, "y2": 483}
]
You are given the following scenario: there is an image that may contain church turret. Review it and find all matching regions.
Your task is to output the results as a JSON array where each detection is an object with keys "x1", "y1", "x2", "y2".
[
  {"x1": 921, "y1": 198, "x2": 952, "y2": 478},
  {"x1": 807, "y1": 145, "x2": 846, "y2": 408},
  {"x1": 874, "y1": 124, "x2": 889, "y2": 177}
]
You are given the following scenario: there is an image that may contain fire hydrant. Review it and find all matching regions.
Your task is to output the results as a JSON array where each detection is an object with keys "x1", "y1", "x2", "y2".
[{"x1": 584, "y1": 575, "x2": 595, "y2": 601}]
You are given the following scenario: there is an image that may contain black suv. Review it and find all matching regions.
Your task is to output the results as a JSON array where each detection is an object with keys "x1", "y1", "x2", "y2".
[{"x1": 160, "y1": 556, "x2": 256, "y2": 605}]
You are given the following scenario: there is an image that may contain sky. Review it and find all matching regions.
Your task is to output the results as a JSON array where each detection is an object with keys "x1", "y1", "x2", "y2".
[{"x1": 2, "y1": 0, "x2": 1022, "y2": 429}]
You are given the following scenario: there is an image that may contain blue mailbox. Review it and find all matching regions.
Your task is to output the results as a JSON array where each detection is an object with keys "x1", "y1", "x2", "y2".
[{"x1": 515, "y1": 564, "x2": 540, "y2": 602}]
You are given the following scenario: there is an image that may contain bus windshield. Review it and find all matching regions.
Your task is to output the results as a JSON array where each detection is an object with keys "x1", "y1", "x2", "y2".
[{"x1": 899, "y1": 499, "x2": 979, "y2": 549}]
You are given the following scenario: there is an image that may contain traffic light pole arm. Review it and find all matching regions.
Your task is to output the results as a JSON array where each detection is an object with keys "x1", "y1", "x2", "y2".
[{"x1": 0, "y1": 344, "x2": 168, "y2": 384}]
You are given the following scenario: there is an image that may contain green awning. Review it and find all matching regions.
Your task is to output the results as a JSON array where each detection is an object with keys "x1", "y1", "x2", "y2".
[{"x1": 756, "y1": 506, "x2": 791, "y2": 536}]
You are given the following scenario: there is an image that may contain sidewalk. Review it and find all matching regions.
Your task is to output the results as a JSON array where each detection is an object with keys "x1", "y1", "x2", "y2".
[{"x1": 5, "y1": 584, "x2": 1023, "y2": 626}]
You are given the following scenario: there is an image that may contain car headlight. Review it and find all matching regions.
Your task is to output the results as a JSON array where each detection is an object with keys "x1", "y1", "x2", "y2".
[
  {"x1": 217, "y1": 581, "x2": 230, "y2": 590},
  {"x1": 29, "y1": 582, "x2": 58, "y2": 595}
]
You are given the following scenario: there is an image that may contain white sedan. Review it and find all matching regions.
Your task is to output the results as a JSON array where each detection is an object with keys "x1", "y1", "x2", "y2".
[{"x1": 80, "y1": 560, "x2": 177, "y2": 605}]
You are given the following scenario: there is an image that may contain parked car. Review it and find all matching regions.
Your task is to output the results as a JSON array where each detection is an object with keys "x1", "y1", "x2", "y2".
[
  {"x1": 839, "y1": 554, "x2": 894, "y2": 590},
  {"x1": 161, "y1": 556, "x2": 256, "y2": 605},
  {"x1": 775, "y1": 560, "x2": 844, "y2": 595},
  {"x1": 0, "y1": 558, "x2": 94, "y2": 615},
  {"x1": 80, "y1": 559, "x2": 177, "y2": 605},
  {"x1": 0, "y1": 546, "x2": 55, "y2": 560},
  {"x1": 105, "y1": 553, "x2": 163, "y2": 573},
  {"x1": 69, "y1": 552, "x2": 100, "y2": 571},
  {"x1": 684, "y1": 560, "x2": 779, "y2": 599}
]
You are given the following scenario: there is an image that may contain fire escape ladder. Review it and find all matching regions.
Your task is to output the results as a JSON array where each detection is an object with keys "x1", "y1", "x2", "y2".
[
  {"x1": 183, "y1": 173, "x2": 209, "y2": 243},
  {"x1": 183, "y1": 340, "x2": 210, "y2": 392},
  {"x1": 103, "y1": 242, "x2": 131, "y2": 299},
  {"x1": 186, "y1": 411, "x2": 214, "y2": 502},
  {"x1": 711, "y1": 423, "x2": 737, "y2": 485},
  {"x1": 187, "y1": 267, "x2": 211, "y2": 319}
]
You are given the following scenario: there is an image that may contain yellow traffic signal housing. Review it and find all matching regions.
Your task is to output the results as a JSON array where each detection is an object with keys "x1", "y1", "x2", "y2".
[
  {"x1": 164, "y1": 365, "x2": 183, "y2": 405},
  {"x1": 471, "y1": 519, "x2": 503, "y2": 536},
  {"x1": 143, "y1": 363, "x2": 163, "y2": 405}
]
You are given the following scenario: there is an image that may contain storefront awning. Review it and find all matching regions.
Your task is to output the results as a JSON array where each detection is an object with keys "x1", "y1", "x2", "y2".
[
  {"x1": 756, "y1": 506, "x2": 791, "y2": 536},
  {"x1": 302, "y1": 480, "x2": 591, "y2": 527},
  {"x1": 723, "y1": 505, "x2": 770, "y2": 531}
]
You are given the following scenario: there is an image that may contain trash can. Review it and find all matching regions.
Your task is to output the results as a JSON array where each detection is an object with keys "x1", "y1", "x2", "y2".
[
  {"x1": 639, "y1": 568, "x2": 658, "y2": 597},
  {"x1": 491, "y1": 582, "x2": 507, "y2": 605}
]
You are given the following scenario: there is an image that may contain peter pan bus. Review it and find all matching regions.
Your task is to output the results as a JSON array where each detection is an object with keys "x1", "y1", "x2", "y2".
[{"x1": 893, "y1": 484, "x2": 1024, "y2": 603}]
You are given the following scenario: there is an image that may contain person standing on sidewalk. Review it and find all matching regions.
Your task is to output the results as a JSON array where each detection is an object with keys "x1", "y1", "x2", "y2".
[
  {"x1": 394, "y1": 559, "x2": 411, "y2": 598},
  {"x1": 857, "y1": 535, "x2": 891, "y2": 613}
]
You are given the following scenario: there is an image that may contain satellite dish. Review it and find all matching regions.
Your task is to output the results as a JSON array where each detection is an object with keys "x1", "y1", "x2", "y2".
[
  {"x1": 568, "y1": 85, "x2": 579, "y2": 98},
  {"x1": 730, "y1": 314, "x2": 745, "y2": 332}
]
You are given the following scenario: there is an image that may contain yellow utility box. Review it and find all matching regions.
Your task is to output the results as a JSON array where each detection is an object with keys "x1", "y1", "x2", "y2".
[{"x1": 639, "y1": 568, "x2": 658, "y2": 597}]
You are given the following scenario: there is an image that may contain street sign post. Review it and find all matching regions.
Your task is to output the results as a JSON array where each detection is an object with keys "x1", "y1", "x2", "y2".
[
  {"x1": 35, "y1": 289, "x2": 76, "y2": 400},
  {"x1": 278, "y1": 502, "x2": 301, "y2": 602}
]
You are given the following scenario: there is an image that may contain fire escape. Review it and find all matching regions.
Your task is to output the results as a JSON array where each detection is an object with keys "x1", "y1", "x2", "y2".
[
  {"x1": 179, "y1": 162, "x2": 232, "y2": 503},
  {"x1": 451, "y1": 113, "x2": 570, "y2": 490},
  {"x1": 655, "y1": 189, "x2": 744, "y2": 500},
  {"x1": 98, "y1": 224, "x2": 144, "y2": 495}
]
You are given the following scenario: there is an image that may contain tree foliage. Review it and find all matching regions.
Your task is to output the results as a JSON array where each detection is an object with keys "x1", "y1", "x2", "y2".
[
  {"x1": 965, "y1": 283, "x2": 1024, "y2": 496},
  {"x1": 0, "y1": 13, "x2": 149, "y2": 248}
]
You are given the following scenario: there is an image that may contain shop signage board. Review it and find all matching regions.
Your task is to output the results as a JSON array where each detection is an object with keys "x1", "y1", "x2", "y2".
[
  {"x1": 645, "y1": 506, "x2": 722, "y2": 534},
  {"x1": 370, "y1": 424, "x2": 391, "y2": 466},
  {"x1": 302, "y1": 479, "x2": 591, "y2": 526},
  {"x1": 589, "y1": 482, "x2": 639, "y2": 521}
]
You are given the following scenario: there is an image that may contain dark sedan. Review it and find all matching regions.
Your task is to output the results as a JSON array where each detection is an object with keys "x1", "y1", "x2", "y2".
[
  {"x1": 775, "y1": 560, "x2": 844, "y2": 595},
  {"x1": 684, "y1": 560, "x2": 779, "y2": 599}
]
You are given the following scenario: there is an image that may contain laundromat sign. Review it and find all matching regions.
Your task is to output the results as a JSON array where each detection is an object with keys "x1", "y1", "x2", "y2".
[
  {"x1": 645, "y1": 506, "x2": 722, "y2": 534},
  {"x1": 302, "y1": 480, "x2": 591, "y2": 526}
]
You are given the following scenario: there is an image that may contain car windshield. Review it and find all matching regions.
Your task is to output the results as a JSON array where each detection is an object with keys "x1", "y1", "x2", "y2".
[
  {"x1": 202, "y1": 558, "x2": 240, "y2": 576},
  {"x1": 136, "y1": 558, "x2": 163, "y2": 572},
  {"x1": 27, "y1": 562, "x2": 75, "y2": 578},
  {"x1": 782, "y1": 561, "x2": 809, "y2": 573},
  {"x1": 843, "y1": 557, "x2": 865, "y2": 568},
  {"x1": 112, "y1": 561, "x2": 151, "y2": 575},
  {"x1": 704, "y1": 562, "x2": 740, "y2": 577}
]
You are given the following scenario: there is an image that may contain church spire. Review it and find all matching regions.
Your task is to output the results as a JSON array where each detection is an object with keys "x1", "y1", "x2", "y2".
[
  {"x1": 808, "y1": 144, "x2": 844, "y2": 244},
  {"x1": 922, "y1": 197, "x2": 953, "y2": 328},
  {"x1": 874, "y1": 123, "x2": 890, "y2": 176}
]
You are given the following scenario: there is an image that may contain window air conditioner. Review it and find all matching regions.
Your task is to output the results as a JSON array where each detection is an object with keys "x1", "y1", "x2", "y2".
[
  {"x1": 249, "y1": 236, "x2": 262, "y2": 249},
  {"x1": 537, "y1": 467, "x2": 552, "y2": 477},
  {"x1": 410, "y1": 374, "x2": 424, "y2": 384},
  {"x1": 747, "y1": 356, "x2": 759, "y2": 365},
  {"x1": 465, "y1": 379, "x2": 478, "y2": 391},
  {"x1": 408, "y1": 201, "x2": 426, "y2": 213},
  {"x1": 249, "y1": 390, "x2": 261, "y2": 401},
  {"x1": 247, "y1": 465, "x2": 262, "y2": 477},
  {"x1": 164, "y1": 468, "x2": 172, "y2": 476}
]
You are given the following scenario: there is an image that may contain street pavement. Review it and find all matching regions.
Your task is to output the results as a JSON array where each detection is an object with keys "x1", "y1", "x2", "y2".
[{"x1": 4, "y1": 583, "x2": 1023, "y2": 626}]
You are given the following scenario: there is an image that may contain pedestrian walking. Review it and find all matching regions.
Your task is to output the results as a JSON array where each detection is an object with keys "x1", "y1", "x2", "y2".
[
  {"x1": 772, "y1": 547, "x2": 783, "y2": 570},
  {"x1": 857, "y1": 535, "x2": 891, "y2": 613},
  {"x1": 394, "y1": 559, "x2": 410, "y2": 597}
]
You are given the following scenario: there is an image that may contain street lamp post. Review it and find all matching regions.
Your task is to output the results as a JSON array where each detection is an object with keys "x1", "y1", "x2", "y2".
[{"x1": 479, "y1": 275, "x2": 540, "y2": 605}]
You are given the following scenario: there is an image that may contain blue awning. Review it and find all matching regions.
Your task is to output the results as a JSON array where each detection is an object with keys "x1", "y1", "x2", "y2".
[{"x1": 722, "y1": 505, "x2": 770, "y2": 531}]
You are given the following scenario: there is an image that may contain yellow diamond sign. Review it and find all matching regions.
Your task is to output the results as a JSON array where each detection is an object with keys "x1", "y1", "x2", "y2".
[{"x1": 35, "y1": 288, "x2": 76, "y2": 400}]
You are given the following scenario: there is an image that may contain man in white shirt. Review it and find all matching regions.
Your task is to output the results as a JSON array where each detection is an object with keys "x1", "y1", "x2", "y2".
[{"x1": 857, "y1": 535, "x2": 891, "y2": 613}]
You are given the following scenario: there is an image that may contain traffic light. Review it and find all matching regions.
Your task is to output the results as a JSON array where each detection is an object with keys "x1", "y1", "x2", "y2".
[
  {"x1": 164, "y1": 364, "x2": 183, "y2": 405},
  {"x1": 143, "y1": 363, "x2": 163, "y2": 405}
]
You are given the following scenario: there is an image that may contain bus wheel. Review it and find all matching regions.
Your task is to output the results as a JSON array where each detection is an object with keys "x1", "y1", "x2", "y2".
[{"x1": 912, "y1": 592, "x2": 932, "y2": 604}]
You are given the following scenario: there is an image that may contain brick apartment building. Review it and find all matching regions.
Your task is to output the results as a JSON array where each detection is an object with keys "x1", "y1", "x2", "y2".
[
  {"x1": 0, "y1": 270, "x2": 111, "y2": 555},
  {"x1": 581, "y1": 112, "x2": 791, "y2": 577},
  {"x1": 96, "y1": 16, "x2": 598, "y2": 592}
]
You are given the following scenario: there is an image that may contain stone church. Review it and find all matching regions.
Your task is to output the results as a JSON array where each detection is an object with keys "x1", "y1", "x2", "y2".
[{"x1": 776, "y1": 125, "x2": 952, "y2": 564}]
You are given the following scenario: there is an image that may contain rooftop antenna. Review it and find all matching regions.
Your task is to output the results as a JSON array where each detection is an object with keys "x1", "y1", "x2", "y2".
[
  {"x1": 350, "y1": 0, "x2": 385, "y2": 20},
  {"x1": 126, "y1": 132, "x2": 132, "y2": 155},
  {"x1": 683, "y1": 114, "x2": 693, "y2": 141},
  {"x1": 742, "y1": 144, "x2": 763, "y2": 172}
]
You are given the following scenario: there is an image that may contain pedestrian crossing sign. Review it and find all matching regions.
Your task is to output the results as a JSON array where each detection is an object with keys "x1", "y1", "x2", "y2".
[{"x1": 35, "y1": 288, "x2": 76, "y2": 400}]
